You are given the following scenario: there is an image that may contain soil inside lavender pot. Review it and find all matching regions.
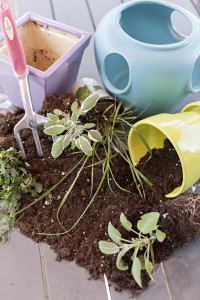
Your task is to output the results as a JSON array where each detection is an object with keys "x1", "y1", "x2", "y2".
[{"x1": 0, "y1": 93, "x2": 199, "y2": 296}]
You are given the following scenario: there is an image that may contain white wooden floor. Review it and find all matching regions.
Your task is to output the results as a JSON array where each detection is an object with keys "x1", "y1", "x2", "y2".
[{"x1": 0, "y1": 1, "x2": 200, "y2": 300}]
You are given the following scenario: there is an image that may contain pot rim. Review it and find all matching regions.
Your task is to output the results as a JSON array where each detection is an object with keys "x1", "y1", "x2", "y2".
[
  {"x1": 0, "y1": 11, "x2": 91, "y2": 78},
  {"x1": 114, "y1": 0, "x2": 199, "y2": 50}
]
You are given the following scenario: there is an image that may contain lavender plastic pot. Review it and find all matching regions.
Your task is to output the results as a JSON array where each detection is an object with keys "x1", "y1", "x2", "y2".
[{"x1": 0, "y1": 12, "x2": 91, "y2": 112}]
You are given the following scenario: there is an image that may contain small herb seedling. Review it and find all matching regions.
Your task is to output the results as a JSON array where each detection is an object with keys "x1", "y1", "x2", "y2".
[
  {"x1": 44, "y1": 94, "x2": 102, "y2": 158},
  {"x1": 0, "y1": 147, "x2": 44, "y2": 243},
  {"x1": 99, "y1": 212, "x2": 166, "y2": 288}
]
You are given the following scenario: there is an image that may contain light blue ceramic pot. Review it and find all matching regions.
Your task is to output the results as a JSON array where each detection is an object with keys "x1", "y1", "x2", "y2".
[{"x1": 94, "y1": 0, "x2": 200, "y2": 117}]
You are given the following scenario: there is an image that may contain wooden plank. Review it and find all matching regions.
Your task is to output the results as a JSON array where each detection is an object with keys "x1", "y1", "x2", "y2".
[
  {"x1": 0, "y1": 232, "x2": 45, "y2": 300},
  {"x1": 52, "y1": 0, "x2": 101, "y2": 82},
  {"x1": 11, "y1": 0, "x2": 53, "y2": 18},
  {"x1": 87, "y1": 0, "x2": 121, "y2": 28},
  {"x1": 42, "y1": 244, "x2": 171, "y2": 300}
]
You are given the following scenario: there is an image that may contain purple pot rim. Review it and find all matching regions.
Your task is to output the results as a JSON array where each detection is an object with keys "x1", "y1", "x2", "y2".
[{"x1": 0, "y1": 11, "x2": 91, "y2": 78}]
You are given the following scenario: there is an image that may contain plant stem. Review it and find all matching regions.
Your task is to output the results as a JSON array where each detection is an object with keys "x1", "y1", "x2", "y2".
[
  {"x1": 56, "y1": 155, "x2": 89, "y2": 230},
  {"x1": 15, "y1": 155, "x2": 86, "y2": 217}
]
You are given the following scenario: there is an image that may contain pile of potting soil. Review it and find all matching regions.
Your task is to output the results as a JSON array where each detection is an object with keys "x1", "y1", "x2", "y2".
[{"x1": 0, "y1": 93, "x2": 199, "y2": 296}]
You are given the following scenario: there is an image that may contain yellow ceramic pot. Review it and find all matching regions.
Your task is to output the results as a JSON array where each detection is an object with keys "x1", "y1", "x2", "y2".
[{"x1": 128, "y1": 102, "x2": 200, "y2": 198}]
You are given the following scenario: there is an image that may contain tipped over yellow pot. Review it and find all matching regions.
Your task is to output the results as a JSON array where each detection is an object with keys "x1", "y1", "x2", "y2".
[{"x1": 128, "y1": 102, "x2": 200, "y2": 198}]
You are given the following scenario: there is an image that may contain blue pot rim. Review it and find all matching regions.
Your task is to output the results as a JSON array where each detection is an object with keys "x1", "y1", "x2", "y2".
[{"x1": 114, "y1": 0, "x2": 199, "y2": 50}]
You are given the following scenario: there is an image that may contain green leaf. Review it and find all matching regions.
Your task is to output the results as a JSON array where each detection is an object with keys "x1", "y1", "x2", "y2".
[
  {"x1": 62, "y1": 134, "x2": 71, "y2": 149},
  {"x1": 88, "y1": 130, "x2": 102, "y2": 142},
  {"x1": 0, "y1": 200, "x2": 9, "y2": 210},
  {"x1": 44, "y1": 121, "x2": 56, "y2": 129},
  {"x1": 0, "y1": 214, "x2": 9, "y2": 224},
  {"x1": 99, "y1": 241, "x2": 119, "y2": 254},
  {"x1": 0, "y1": 236, "x2": 6, "y2": 244},
  {"x1": 120, "y1": 213, "x2": 132, "y2": 232},
  {"x1": 76, "y1": 125, "x2": 84, "y2": 132},
  {"x1": 0, "y1": 224, "x2": 9, "y2": 234},
  {"x1": 34, "y1": 183, "x2": 43, "y2": 193},
  {"x1": 116, "y1": 247, "x2": 129, "y2": 271},
  {"x1": 145, "y1": 259, "x2": 154, "y2": 280},
  {"x1": 82, "y1": 134, "x2": 91, "y2": 144},
  {"x1": 156, "y1": 229, "x2": 166, "y2": 242},
  {"x1": 132, "y1": 256, "x2": 142, "y2": 288},
  {"x1": 51, "y1": 136, "x2": 64, "y2": 158},
  {"x1": 71, "y1": 112, "x2": 78, "y2": 122},
  {"x1": 108, "y1": 222, "x2": 121, "y2": 245},
  {"x1": 138, "y1": 255, "x2": 146, "y2": 270},
  {"x1": 78, "y1": 136, "x2": 93, "y2": 156},
  {"x1": 84, "y1": 123, "x2": 96, "y2": 129},
  {"x1": 80, "y1": 94, "x2": 99, "y2": 113},
  {"x1": 47, "y1": 113, "x2": 59, "y2": 121},
  {"x1": 137, "y1": 212, "x2": 160, "y2": 234},
  {"x1": 75, "y1": 138, "x2": 82, "y2": 151},
  {"x1": 44, "y1": 125, "x2": 66, "y2": 135},
  {"x1": 53, "y1": 109, "x2": 63, "y2": 116},
  {"x1": 71, "y1": 101, "x2": 78, "y2": 112},
  {"x1": 71, "y1": 139, "x2": 76, "y2": 150},
  {"x1": 75, "y1": 84, "x2": 101, "y2": 101}
]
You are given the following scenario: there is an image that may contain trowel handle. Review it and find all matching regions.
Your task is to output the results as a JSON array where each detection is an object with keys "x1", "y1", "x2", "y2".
[{"x1": 0, "y1": 0, "x2": 28, "y2": 76}]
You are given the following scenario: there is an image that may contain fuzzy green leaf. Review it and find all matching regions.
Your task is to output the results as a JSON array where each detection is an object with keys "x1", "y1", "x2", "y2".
[
  {"x1": 108, "y1": 222, "x2": 121, "y2": 245},
  {"x1": 76, "y1": 125, "x2": 84, "y2": 132},
  {"x1": 82, "y1": 134, "x2": 91, "y2": 144},
  {"x1": 116, "y1": 247, "x2": 129, "y2": 270},
  {"x1": 0, "y1": 224, "x2": 9, "y2": 234},
  {"x1": 44, "y1": 125, "x2": 66, "y2": 136},
  {"x1": 144, "y1": 258, "x2": 154, "y2": 280},
  {"x1": 44, "y1": 121, "x2": 56, "y2": 129},
  {"x1": 84, "y1": 123, "x2": 96, "y2": 129},
  {"x1": 78, "y1": 136, "x2": 93, "y2": 156},
  {"x1": 99, "y1": 241, "x2": 119, "y2": 254},
  {"x1": 75, "y1": 138, "x2": 82, "y2": 151},
  {"x1": 132, "y1": 256, "x2": 142, "y2": 288},
  {"x1": 62, "y1": 134, "x2": 71, "y2": 149},
  {"x1": 80, "y1": 94, "x2": 99, "y2": 113},
  {"x1": 137, "y1": 212, "x2": 160, "y2": 234},
  {"x1": 71, "y1": 101, "x2": 78, "y2": 112},
  {"x1": 156, "y1": 229, "x2": 166, "y2": 242},
  {"x1": 120, "y1": 213, "x2": 132, "y2": 232},
  {"x1": 51, "y1": 136, "x2": 64, "y2": 158},
  {"x1": 53, "y1": 109, "x2": 63, "y2": 116},
  {"x1": 71, "y1": 112, "x2": 78, "y2": 122},
  {"x1": 88, "y1": 130, "x2": 102, "y2": 142},
  {"x1": 71, "y1": 139, "x2": 76, "y2": 150},
  {"x1": 47, "y1": 113, "x2": 59, "y2": 122}
]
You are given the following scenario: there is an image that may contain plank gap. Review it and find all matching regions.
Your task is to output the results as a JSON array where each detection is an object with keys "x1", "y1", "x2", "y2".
[
  {"x1": 39, "y1": 242, "x2": 49, "y2": 300},
  {"x1": 191, "y1": 0, "x2": 200, "y2": 15},
  {"x1": 49, "y1": 0, "x2": 56, "y2": 20},
  {"x1": 161, "y1": 262, "x2": 174, "y2": 300},
  {"x1": 85, "y1": 0, "x2": 96, "y2": 30}
]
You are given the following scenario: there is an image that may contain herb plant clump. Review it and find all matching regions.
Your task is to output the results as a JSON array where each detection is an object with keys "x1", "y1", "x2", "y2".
[
  {"x1": 0, "y1": 147, "x2": 43, "y2": 243},
  {"x1": 99, "y1": 212, "x2": 166, "y2": 287},
  {"x1": 44, "y1": 94, "x2": 102, "y2": 158}
]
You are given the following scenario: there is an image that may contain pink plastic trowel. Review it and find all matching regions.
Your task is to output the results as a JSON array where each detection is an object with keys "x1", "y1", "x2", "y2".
[{"x1": 0, "y1": 0, "x2": 47, "y2": 159}]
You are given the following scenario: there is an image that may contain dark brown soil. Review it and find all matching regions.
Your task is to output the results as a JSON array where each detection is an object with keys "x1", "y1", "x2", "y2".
[{"x1": 0, "y1": 93, "x2": 198, "y2": 296}]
